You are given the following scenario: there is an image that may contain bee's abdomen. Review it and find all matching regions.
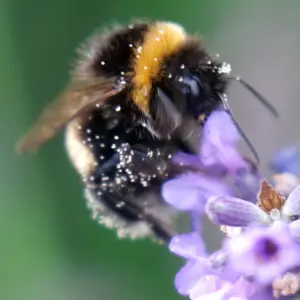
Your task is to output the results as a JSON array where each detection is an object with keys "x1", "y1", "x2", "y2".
[{"x1": 65, "y1": 100, "x2": 179, "y2": 241}]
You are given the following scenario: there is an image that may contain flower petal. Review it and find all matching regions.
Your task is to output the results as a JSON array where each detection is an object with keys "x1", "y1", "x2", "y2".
[
  {"x1": 175, "y1": 259, "x2": 212, "y2": 295},
  {"x1": 205, "y1": 196, "x2": 270, "y2": 227},
  {"x1": 200, "y1": 110, "x2": 247, "y2": 173},
  {"x1": 169, "y1": 232, "x2": 205, "y2": 259},
  {"x1": 189, "y1": 276, "x2": 229, "y2": 300},
  {"x1": 162, "y1": 174, "x2": 232, "y2": 213},
  {"x1": 282, "y1": 183, "x2": 300, "y2": 218},
  {"x1": 173, "y1": 152, "x2": 203, "y2": 168},
  {"x1": 203, "y1": 110, "x2": 240, "y2": 145},
  {"x1": 225, "y1": 222, "x2": 300, "y2": 285},
  {"x1": 289, "y1": 219, "x2": 300, "y2": 241},
  {"x1": 234, "y1": 167, "x2": 262, "y2": 204}
]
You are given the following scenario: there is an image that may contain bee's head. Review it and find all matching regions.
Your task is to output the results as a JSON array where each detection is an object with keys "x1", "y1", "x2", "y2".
[
  {"x1": 146, "y1": 38, "x2": 230, "y2": 143},
  {"x1": 157, "y1": 62, "x2": 230, "y2": 120}
]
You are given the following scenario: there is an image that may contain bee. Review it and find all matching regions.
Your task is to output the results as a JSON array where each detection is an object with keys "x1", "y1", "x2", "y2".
[{"x1": 16, "y1": 20, "x2": 277, "y2": 242}]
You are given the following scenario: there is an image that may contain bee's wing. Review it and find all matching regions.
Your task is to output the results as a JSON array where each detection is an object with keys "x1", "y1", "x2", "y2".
[
  {"x1": 282, "y1": 183, "x2": 300, "y2": 218},
  {"x1": 16, "y1": 77, "x2": 122, "y2": 154}
]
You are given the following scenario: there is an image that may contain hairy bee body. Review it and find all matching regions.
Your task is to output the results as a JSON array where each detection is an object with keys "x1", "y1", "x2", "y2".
[
  {"x1": 18, "y1": 20, "x2": 230, "y2": 242},
  {"x1": 65, "y1": 93, "x2": 181, "y2": 240}
]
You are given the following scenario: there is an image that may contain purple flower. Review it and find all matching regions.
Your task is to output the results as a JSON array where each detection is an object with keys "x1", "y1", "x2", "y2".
[
  {"x1": 163, "y1": 110, "x2": 261, "y2": 217},
  {"x1": 169, "y1": 232, "x2": 211, "y2": 296},
  {"x1": 205, "y1": 195, "x2": 270, "y2": 227},
  {"x1": 224, "y1": 221, "x2": 300, "y2": 285},
  {"x1": 289, "y1": 219, "x2": 300, "y2": 241},
  {"x1": 282, "y1": 182, "x2": 300, "y2": 220},
  {"x1": 162, "y1": 173, "x2": 232, "y2": 214},
  {"x1": 169, "y1": 232, "x2": 254, "y2": 299},
  {"x1": 199, "y1": 110, "x2": 248, "y2": 174},
  {"x1": 234, "y1": 161, "x2": 262, "y2": 204},
  {"x1": 169, "y1": 231, "x2": 205, "y2": 259}
]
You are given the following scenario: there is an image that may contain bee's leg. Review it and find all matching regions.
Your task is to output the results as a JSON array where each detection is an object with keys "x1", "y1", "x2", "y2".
[
  {"x1": 87, "y1": 188, "x2": 176, "y2": 242},
  {"x1": 86, "y1": 145, "x2": 177, "y2": 242}
]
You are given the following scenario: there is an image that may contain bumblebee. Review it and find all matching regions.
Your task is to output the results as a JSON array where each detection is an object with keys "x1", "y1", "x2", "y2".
[{"x1": 17, "y1": 20, "x2": 277, "y2": 242}]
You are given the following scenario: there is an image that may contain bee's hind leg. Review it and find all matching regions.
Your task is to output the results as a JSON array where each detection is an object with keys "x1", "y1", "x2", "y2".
[{"x1": 85, "y1": 143, "x2": 178, "y2": 242}]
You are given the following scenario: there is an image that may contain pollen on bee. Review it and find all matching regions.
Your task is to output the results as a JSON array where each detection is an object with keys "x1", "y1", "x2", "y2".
[{"x1": 116, "y1": 202, "x2": 125, "y2": 208}]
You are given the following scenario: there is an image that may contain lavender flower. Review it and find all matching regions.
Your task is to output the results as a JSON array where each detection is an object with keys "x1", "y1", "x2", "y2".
[
  {"x1": 162, "y1": 174, "x2": 232, "y2": 214},
  {"x1": 199, "y1": 110, "x2": 262, "y2": 202},
  {"x1": 224, "y1": 221, "x2": 300, "y2": 285},
  {"x1": 206, "y1": 195, "x2": 270, "y2": 227},
  {"x1": 163, "y1": 111, "x2": 300, "y2": 300},
  {"x1": 199, "y1": 110, "x2": 248, "y2": 174},
  {"x1": 169, "y1": 231, "x2": 205, "y2": 259},
  {"x1": 282, "y1": 182, "x2": 300, "y2": 221},
  {"x1": 163, "y1": 110, "x2": 261, "y2": 219},
  {"x1": 169, "y1": 232, "x2": 211, "y2": 296},
  {"x1": 169, "y1": 232, "x2": 255, "y2": 300},
  {"x1": 169, "y1": 232, "x2": 260, "y2": 300}
]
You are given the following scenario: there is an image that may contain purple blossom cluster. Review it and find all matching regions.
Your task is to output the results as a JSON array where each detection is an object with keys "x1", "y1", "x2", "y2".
[{"x1": 162, "y1": 110, "x2": 300, "y2": 300}]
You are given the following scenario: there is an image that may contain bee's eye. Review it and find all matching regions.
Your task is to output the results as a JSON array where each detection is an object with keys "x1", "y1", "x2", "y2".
[
  {"x1": 289, "y1": 215, "x2": 300, "y2": 221},
  {"x1": 174, "y1": 74, "x2": 205, "y2": 117}
]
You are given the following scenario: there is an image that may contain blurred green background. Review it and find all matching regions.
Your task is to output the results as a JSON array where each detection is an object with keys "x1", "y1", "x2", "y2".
[{"x1": 1, "y1": 1, "x2": 300, "y2": 299}]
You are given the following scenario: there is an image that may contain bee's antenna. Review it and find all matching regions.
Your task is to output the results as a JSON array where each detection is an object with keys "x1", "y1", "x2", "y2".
[
  {"x1": 228, "y1": 77, "x2": 279, "y2": 118},
  {"x1": 218, "y1": 93, "x2": 260, "y2": 165}
]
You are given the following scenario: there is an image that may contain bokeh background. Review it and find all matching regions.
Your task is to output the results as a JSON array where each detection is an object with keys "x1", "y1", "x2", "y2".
[{"x1": 1, "y1": 0, "x2": 300, "y2": 299}]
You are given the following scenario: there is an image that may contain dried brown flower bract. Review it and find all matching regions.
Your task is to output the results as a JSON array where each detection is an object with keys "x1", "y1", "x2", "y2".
[
  {"x1": 16, "y1": 77, "x2": 120, "y2": 154},
  {"x1": 257, "y1": 180, "x2": 285, "y2": 213}
]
